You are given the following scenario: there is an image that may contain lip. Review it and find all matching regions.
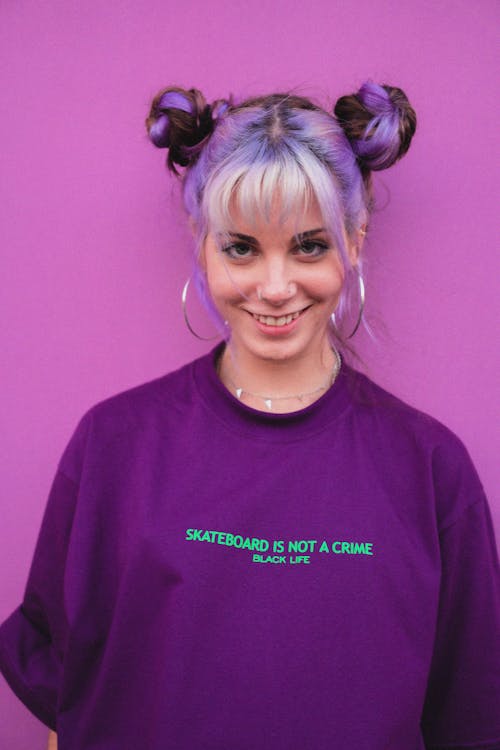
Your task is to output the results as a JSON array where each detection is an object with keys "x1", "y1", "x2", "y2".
[
  {"x1": 246, "y1": 304, "x2": 311, "y2": 318},
  {"x1": 247, "y1": 304, "x2": 312, "y2": 335}
]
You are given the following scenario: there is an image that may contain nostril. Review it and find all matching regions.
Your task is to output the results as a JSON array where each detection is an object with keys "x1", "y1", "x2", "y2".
[{"x1": 257, "y1": 281, "x2": 296, "y2": 301}]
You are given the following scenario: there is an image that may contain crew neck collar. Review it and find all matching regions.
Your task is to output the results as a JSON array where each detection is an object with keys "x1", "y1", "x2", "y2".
[{"x1": 191, "y1": 340, "x2": 354, "y2": 443}]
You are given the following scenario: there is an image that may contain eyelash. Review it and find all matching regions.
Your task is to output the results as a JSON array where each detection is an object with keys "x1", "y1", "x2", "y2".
[{"x1": 220, "y1": 240, "x2": 330, "y2": 261}]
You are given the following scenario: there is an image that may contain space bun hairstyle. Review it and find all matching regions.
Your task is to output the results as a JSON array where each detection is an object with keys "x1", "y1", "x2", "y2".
[
  {"x1": 146, "y1": 81, "x2": 416, "y2": 348},
  {"x1": 146, "y1": 86, "x2": 231, "y2": 175},
  {"x1": 334, "y1": 82, "x2": 416, "y2": 175}
]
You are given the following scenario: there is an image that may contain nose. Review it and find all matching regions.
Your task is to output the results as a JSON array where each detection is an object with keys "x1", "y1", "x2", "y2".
[{"x1": 257, "y1": 259, "x2": 297, "y2": 305}]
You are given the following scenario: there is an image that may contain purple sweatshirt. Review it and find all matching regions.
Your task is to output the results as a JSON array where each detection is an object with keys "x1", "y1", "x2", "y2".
[{"x1": 1, "y1": 342, "x2": 499, "y2": 749}]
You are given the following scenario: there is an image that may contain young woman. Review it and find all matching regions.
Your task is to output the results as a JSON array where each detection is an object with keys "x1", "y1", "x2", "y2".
[{"x1": 1, "y1": 82, "x2": 499, "y2": 750}]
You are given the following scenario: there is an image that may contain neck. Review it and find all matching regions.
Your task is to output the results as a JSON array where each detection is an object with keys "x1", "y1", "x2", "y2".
[{"x1": 216, "y1": 338, "x2": 340, "y2": 413}]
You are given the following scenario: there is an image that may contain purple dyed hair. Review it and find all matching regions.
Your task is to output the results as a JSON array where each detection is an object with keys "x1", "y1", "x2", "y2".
[{"x1": 145, "y1": 82, "x2": 416, "y2": 350}]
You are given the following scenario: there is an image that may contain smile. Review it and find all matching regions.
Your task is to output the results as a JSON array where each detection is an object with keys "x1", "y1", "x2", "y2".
[{"x1": 249, "y1": 306, "x2": 311, "y2": 327}]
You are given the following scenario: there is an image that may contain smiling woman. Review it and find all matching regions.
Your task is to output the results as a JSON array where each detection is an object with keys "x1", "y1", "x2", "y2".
[
  {"x1": 159, "y1": 85, "x2": 389, "y2": 413},
  {"x1": 0, "y1": 82, "x2": 499, "y2": 750}
]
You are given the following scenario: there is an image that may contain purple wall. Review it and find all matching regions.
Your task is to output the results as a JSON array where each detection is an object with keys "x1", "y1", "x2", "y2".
[{"x1": 1, "y1": 1, "x2": 498, "y2": 745}]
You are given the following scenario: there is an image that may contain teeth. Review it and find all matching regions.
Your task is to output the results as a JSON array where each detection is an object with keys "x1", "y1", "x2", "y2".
[{"x1": 252, "y1": 310, "x2": 302, "y2": 327}]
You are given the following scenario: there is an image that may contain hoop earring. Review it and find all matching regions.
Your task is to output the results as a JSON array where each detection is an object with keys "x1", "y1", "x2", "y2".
[
  {"x1": 181, "y1": 277, "x2": 220, "y2": 341},
  {"x1": 331, "y1": 268, "x2": 365, "y2": 339}
]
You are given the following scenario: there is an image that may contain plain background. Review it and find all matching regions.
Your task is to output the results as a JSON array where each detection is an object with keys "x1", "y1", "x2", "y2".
[{"x1": 1, "y1": 0, "x2": 498, "y2": 746}]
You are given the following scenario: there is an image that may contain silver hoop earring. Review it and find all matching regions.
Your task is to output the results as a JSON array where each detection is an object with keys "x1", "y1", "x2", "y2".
[
  {"x1": 181, "y1": 277, "x2": 220, "y2": 341},
  {"x1": 331, "y1": 268, "x2": 365, "y2": 339}
]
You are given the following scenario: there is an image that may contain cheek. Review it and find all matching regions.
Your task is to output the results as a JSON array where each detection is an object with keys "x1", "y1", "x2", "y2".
[
  {"x1": 310, "y1": 260, "x2": 345, "y2": 298},
  {"x1": 205, "y1": 251, "x2": 259, "y2": 306},
  {"x1": 205, "y1": 266, "x2": 246, "y2": 308}
]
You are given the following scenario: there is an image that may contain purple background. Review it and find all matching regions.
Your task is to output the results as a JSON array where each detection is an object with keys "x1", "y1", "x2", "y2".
[{"x1": 1, "y1": 1, "x2": 498, "y2": 746}]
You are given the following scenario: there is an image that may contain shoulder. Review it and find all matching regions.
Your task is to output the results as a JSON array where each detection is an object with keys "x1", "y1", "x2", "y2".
[
  {"x1": 344, "y1": 364, "x2": 486, "y2": 528},
  {"x1": 87, "y1": 355, "x2": 196, "y2": 423},
  {"x1": 57, "y1": 352, "x2": 204, "y2": 481},
  {"x1": 345, "y1": 363, "x2": 465, "y2": 450}
]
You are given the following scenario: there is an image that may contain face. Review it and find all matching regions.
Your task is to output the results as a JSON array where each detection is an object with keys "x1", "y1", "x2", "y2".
[{"x1": 199, "y1": 194, "x2": 358, "y2": 368}]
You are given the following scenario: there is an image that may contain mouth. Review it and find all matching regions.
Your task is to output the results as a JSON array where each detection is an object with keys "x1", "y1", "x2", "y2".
[{"x1": 247, "y1": 305, "x2": 312, "y2": 328}]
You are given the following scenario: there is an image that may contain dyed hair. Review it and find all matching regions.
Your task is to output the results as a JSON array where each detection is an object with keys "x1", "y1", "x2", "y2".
[{"x1": 145, "y1": 82, "x2": 416, "y2": 352}]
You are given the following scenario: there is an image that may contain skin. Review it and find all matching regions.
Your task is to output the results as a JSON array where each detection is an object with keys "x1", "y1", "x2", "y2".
[{"x1": 198, "y1": 193, "x2": 363, "y2": 412}]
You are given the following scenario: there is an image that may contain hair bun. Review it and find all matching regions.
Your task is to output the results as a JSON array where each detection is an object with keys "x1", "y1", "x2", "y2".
[
  {"x1": 334, "y1": 81, "x2": 416, "y2": 172},
  {"x1": 146, "y1": 86, "x2": 215, "y2": 174}
]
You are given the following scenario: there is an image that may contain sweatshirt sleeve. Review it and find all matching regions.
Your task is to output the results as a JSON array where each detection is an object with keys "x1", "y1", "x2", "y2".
[
  {"x1": 0, "y1": 413, "x2": 90, "y2": 730},
  {"x1": 420, "y1": 494, "x2": 500, "y2": 749}
]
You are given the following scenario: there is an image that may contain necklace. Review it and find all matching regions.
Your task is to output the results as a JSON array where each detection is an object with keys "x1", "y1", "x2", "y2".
[{"x1": 216, "y1": 347, "x2": 341, "y2": 411}]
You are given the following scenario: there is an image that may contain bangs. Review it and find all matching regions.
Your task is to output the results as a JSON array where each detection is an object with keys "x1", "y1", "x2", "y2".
[
  {"x1": 200, "y1": 144, "x2": 348, "y2": 257},
  {"x1": 205, "y1": 157, "x2": 312, "y2": 232}
]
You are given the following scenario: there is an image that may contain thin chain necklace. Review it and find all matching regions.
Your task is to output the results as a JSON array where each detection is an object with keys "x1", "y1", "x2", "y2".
[{"x1": 216, "y1": 347, "x2": 341, "y2": 411}]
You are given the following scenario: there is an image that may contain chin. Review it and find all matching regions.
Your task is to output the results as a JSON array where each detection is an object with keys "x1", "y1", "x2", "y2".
[{"x1": 245, "y1": 338, "x2": 311, "y2": 364}]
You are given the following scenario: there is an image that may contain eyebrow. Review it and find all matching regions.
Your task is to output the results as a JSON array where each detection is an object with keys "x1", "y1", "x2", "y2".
[{"x1": 226, "y1": 227, "x2": 328, "y2": 243}]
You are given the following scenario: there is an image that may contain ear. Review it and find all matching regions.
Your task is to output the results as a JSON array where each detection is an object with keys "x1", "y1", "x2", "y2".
[
  {"x1": 188, "y1": 216, "x2": 198, "y2": 238},
  {"x1": 348, "y1": 225, "x2": 367, "y2": 266},
  {"x1": 198, "y1": 241, "x2": 207, "y2": 272},
  {"x1": 188, "y1": 217, "x2": 208, "y2": 272}
]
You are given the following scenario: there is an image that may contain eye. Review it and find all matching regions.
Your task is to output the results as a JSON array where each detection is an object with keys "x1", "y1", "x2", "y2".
[
  {"x1": 295, "y1": 240, "x2": 330, "y2": 258},
  {"x1": 220, "y1": 242, "x2": 256, "y2": 261}
]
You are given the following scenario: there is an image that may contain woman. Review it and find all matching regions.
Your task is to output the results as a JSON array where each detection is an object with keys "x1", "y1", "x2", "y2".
[{"x1": 1, "y1": 82, "x2": 499, "y2": 750}]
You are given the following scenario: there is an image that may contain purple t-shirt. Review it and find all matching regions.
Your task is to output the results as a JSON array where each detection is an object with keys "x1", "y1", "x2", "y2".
[{"x1": 1, "y1": 342, "x2": 499, "y2": 749}]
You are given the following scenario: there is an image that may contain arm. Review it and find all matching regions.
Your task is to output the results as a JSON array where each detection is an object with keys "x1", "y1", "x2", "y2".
[
  {"x1": 0, "y1": 470, "x2": 81, "y2": 728},
  {"x1": 0, "y1": 411, "x2": 91, "y2": 732},
  {"x1": 420, "y1": 496, "x2": 500, "y2": 747},
  {"x1": 47, "y1": 730, "x2": 57, "y2": 750}
]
